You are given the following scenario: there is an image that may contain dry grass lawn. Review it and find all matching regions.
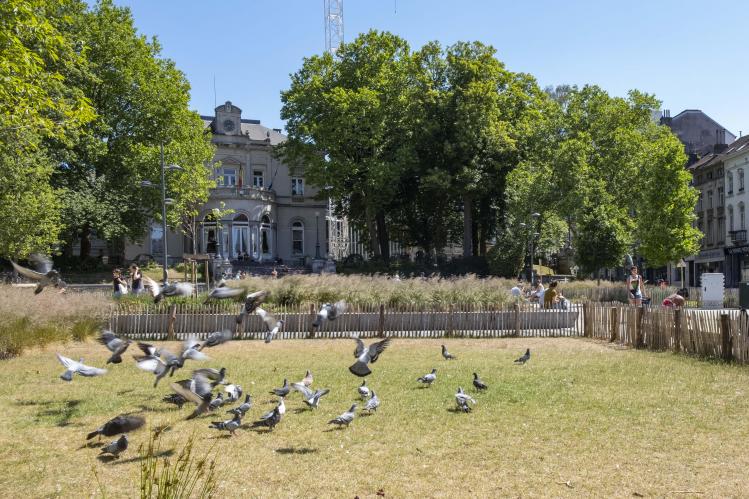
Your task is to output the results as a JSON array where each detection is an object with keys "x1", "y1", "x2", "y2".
[{"x1": 1, "y1": 337, "x2": 749, "y2": 497}]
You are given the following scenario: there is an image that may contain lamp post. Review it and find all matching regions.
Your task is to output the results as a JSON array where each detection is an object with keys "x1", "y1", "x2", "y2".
[
  {"x1": 529, "y1": 212, "x2": 541, "y2": 285},
  {"x1": 519, "y1": 222, "x2": 527, "y2": 281},
  {"x1": 315, "y1": 211, "x2": 321, "y2": 259},
  {"x1": 141, "y1": 144, "x2": 182, "y2": 284}
]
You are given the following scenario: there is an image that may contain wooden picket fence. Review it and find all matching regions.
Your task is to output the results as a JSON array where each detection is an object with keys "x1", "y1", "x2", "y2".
[{"x1": 108, "y1": 302, "x2": 584, "y2": 340}]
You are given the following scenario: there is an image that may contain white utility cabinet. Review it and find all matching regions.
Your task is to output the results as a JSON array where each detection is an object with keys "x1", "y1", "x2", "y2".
[{"x1": 700, "y1": 273, "x2": 724, "y2": 309}]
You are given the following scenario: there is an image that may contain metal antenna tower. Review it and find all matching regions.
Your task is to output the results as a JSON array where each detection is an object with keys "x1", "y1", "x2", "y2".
[{"x1": 324, "y1": 0, "x2": 344, "y2": 54}]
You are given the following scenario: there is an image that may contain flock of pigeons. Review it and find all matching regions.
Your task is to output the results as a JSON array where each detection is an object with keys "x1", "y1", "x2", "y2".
[{"x1": 14, "y1": 258, "x2": 535, "y2": 459}]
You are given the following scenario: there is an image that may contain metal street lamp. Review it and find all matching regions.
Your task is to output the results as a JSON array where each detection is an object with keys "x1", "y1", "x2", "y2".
[
  {"x1": 315, "y1": 211, "x2": 321, "y2": 259},
  {"x1": 519, "y1": 222, "x2": 527, "y2": 281},
  {"x1": 529, "y1": 213, "x2": 541, "y2": 285}
]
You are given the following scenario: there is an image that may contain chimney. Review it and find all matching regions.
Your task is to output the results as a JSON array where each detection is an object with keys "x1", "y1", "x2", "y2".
[
  {"x1": 713, "y1": 129, "x2": 728, "y2": 153},
  {"x1": 660, "y1": 109, "x2": 672, "y2": 126}
]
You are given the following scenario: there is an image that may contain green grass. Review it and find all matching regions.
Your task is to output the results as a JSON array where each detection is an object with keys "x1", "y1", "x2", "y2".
[{"x1": 1, "y1": 338, "x2": 749, "y2": 497}]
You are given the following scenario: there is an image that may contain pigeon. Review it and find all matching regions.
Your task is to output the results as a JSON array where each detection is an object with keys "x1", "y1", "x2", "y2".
[
  {"x1": 227, "y1": 394, "x2": 253, "y2": 416},
  {"x1": 86, "y1": 415, "x2": 145, "y2": 440},
  {"x1": 224, "y1": 384, "x2": 242, "y2": 403},
  {"x1": 162, "y1": 393, "x2": 187, "y2": 409},
  {"x1": 417, "y1": 368, "x2": 437, "y2": 386},
  {"x1": 143, "y1": 276, "x2": 193, "y2": 303},
  {"x1": 328, "y1": 404, "x2": 357, "y2": 427},
  {"x1": 291, "y1": 382, "x2": 330, "y2": 409},
  {"x1": 256, "y1": 307, "x2": 284, "y2": 343},
  {"x1": 170, "y1": 373, "x2": 215, "y2": 420},
  {"x1": 99, "y1": 435, "x2": 128, "y2": 458},
  {"x1": 514, "y1": 348, "x2": 531, "y2": 365},
  {"x1": 201, "y1": 330, "x2": 232, "y2": 349},
  {"x1": 235, "y1": 290, "x2": 269, "y2": 324},
  {"x1": 209, "y1": 413, "x2": 242, "y2": 436},
  {"x1": 363, "y1": 391, "x2": 380, "y2": 413},
  {"x1": 472, "y1": 372, "x2": 488, "y2": 391},
  {"x1": 10, "y1": 256, "x2": 66, "y2": 294},
  {"x1": 270, "y1": 378, "x2": 290, "y2": 397},
  {"x1": 253, "y1": 399, "x2": 284, "y2": 431},
  {"x1": 133, "y1": 353, "x2": 170, "y2": 387},
  {"x1": 134, "y1": 342, "x2": 194, "y2": 382},
  {"x1": 311, "y1": 301, "x2": 346, "y2": 331},
  {"x1": 357, "y1": 380, "x2": 370, "y2": 399},
  {"x1": 349, "y1": 337, "x2": 391, "y2": 377},
  {"x1": 56, "y1": 354, "x2": 107, "y2": 381},
  {"x1": 441, "y1": 344, "x2": 456, "y2": 360},
  {"x1": 193, "y1": 367, "x2": 228, "y2": 386},
  {"x1": 300, "y1": 370, "x2": 313, "y2": 387},
  {"x1": 98, "y1": 330, "x2": 132, "y2": 364},
  {"x1": 455, "y1": 386, "x2": 476, "y2": 412},
  {"x1": 180, "y1": 337, "x2": 209, "y2": 362},
  {"x1": 204, "y1": 281, "x2": 244, "y2": 303},
  {"x1": 209, "y1": 392, "x2": 225, "y2": 411}
]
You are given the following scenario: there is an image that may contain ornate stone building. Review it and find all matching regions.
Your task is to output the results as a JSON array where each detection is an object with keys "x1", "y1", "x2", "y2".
[{"x1": 125, "y1": 101, "x2": 328, "y2": 265}]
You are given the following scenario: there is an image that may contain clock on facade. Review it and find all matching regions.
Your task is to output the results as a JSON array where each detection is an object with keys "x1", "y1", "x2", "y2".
[{"x1": 223, "y1": 119, "x2": 235, "y2": 132}]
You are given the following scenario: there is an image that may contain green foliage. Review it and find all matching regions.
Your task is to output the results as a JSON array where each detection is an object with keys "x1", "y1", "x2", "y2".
[
  {"x1": 574, "y1": 201, "x2": 632, "y2": 275},
  {"x1": 487, "y1": 226, "x2": 526, "y2": 278},
  {"x1": 0, "y1": 316, "x2": 99, "y2": 359},
  {"x1": 139, "y1": 433, "x2": 217, "y2": 499}
]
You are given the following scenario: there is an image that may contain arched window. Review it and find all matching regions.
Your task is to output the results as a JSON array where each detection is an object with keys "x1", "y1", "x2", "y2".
[
  {"x1": 202, "y1": 214, "x2": 218, "y2": 254},
  {"x1": 740, "y1": 169, "x2": 745, "y2": 192},
  {"x1": 261, "y1": 214, "x2": 271, "y2": 224},
  {"x1": 728, "y1": 172, "x2": 734, "y2": 194},
  {"x1": 232, "y1": 214, "x2": 249, "y2": 258},
  {"x1": 291, "y1": 221, "x2": 304, "y2": 255},
  {"x1": 728, "y1": 205, "x2": 734, "y2": 231}
]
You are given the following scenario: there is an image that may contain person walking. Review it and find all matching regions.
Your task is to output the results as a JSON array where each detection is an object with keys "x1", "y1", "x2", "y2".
[{"x1": 627, "y1": 266, "x2": 644, "y2": 306}]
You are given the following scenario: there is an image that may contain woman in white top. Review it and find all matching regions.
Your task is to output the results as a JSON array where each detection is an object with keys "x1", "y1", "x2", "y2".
[{"x1": 627, "y1": 266, "x2": 644, "y2": 306}]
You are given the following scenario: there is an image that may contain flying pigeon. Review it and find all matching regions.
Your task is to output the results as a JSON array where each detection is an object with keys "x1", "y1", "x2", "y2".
[
  {"x1": 311, "y1": 301, "x2": 347, "y2": 332},
  {"x1": 441, "y1": 344, "x2": 456, "y2": 360},
  {"x1": 455, "y1": 386, "x2": 476, "y2": 412},
  {"x1": 97, "y1": 330, "x2": 131, "y2": 364},
  {"x1": 143, "y1": 276, "x2": 193, "y2": 303},
  {"x1": 134, "y1": 342, "x2": 199, "y2": 382},
  {"x1": 291, "y1": 382, "x2": 330, "y2": 409},
  {"x1": 256, "y1": 307, "x2": 284, "y2": 343},
  {"x1": 192, "y1": 367, "x2": 228, "y2": 385},
  {"x1": 300, "y1": 370, "x2": 313, "y2": 387},
  {"x1": 86, "y1": 414, "x2": 145, "y2": 440},
  {"x1": 204, "y1": 281, "x2": 244, "y2": 303},
  {"x1": 514, "y1": 348, "x2": 531, "y2": 365},
  {"x1": 56, "y1": 354, "x2": 107, "y2": 381},
  {"x1": 472, "y1": 372, "x2": 488, "y2": 391},
  {"x1": 209, "y1": 412, "x2": 242, "y2": 436},
  {"x1": 99, "y1": 435, "x2": 128, "y2": 458},
  {"x1": 363, "y1": 391, "x2": 380, "y2": 413},
  {"x1": 201, "y1": 330, "x2": 233, "y2": 349},
  {"x1": 328, "y1": 404, "x2": 357, "y2": 427},
  {"x1": 270, "y1": 378, "x2": 290, "y2": 397},
  {"x1": 349, "y1": 337, "x2": 391, "y2": 377},
  {"x1": 227, "y1": 394, "x2": 252, "y2": 416},
  {"x1": 357, "y1": 380, "x2": 370, "y2": 399},
  {"x1": 133, "y1": 353, "x2": 170, "y2": 387},
  {"x1": 224, "y1": 384, "x2": 242, "y2": 403},
  {"x1": 235, "y1": 290, "x2": 269, "y2": 324},
  {"x1": 10, "y1": 255, "x2": 66, "y2": 294},
  {"x1": 417, "y1": 368, "x2": 437, "y2": 386},
  {"x1": 170, "y1": 373, "x2": 215, "y2": 420}
]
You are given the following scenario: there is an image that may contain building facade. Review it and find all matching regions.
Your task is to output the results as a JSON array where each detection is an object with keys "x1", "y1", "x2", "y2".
[
  {"x1": 661, "y1": 109, "x2": 736, "y2": 162},
  {"x1": 722, "y1": 136, "x2": 749, "y2": 286},
  {"x1": 125, "y1": 102, "x2": 328, "y2": 266}
]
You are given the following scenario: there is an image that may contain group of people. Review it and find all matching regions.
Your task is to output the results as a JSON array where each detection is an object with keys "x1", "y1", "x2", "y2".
[
  {"x1": 112, "y1": 264, "x2": 143, "y2": 298},
  {"x1": 627, "y1": 266, "x2": 686, "y2": 308},
  {"x1": 510, "y1": 280, "x2": 569, "y2": 310}
]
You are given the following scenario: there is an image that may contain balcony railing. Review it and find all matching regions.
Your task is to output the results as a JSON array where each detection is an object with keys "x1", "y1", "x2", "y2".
[{"x1": 729, "y1": 230, "x2": 747, "y2": 244}]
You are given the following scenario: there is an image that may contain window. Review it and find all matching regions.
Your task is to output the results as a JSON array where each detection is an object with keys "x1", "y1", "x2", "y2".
[
  {"x1": 707, "y1": 190, "x2": 713, "y2": 209},
  {"x1": 740, "y1": 169, "x2": 745, "y2": 192},
  {"x1": 150, "y1": 225, "x2": 164, "y2": 255},
  {"x1": 729, "y1": 205, "x2": 734, "y2": 231},
  {"x1": 222, "y1": 167, "x2": 237, "y2": 186},
  {"x1": 697, "y1": 192, "x2": 703, "y2": 211},
  {"x1": 728, "y1": 172, "x2": 734, "y2": 194},
  {"x1": 253, "y1": 170, "x2": 264, "y2": 188},
  {"x1": 718, "y1": 217, "x2": 725, "y2": 243},
  {"x1": 291, "y1": 221, "x2": 304, "y2": 255},
  {"x1": 706, "y1": 219, "x2": 713, "y2": 244},
  {"x1": 291, "y1": 177, "x2": 304, "y2": 196},
  {"x1": 718, "y1": 187, "x2": 724, "y2": 207},
  {"x1": 741, "y1": 203, "x2": 746, "y2": 230}
]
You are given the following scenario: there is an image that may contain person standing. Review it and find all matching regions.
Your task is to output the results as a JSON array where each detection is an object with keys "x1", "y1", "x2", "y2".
[
  {"x1": 112, "y1": 269, "x2": 128, "y2": 298},
  {"x1": 130, "y1": 264, "x2": 143, "y2": 295},
  {"x1": 627, "y1": 266, "x2": 644, "y2": 306}
]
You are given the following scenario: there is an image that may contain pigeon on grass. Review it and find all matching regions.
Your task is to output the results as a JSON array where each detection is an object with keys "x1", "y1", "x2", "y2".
[
  {"x1": 328, "y1": 404, "x2": 357, "y2": 427},
  {"x1": 455, "y1": 387, "x2": 476, "y2": 413},
  {"x1": 259, "y1": 398, "x2": 286, "y2": 420},
  {"x1": 163, "y1": 393, "x2": 187, "y2": 409},
  {"x1": 86, "y1": 415, "x2": 144, "y2": 440},
  {"x1": 416, "y1": 369, "x2": 437, "y2": 386},
  {"x1": 252, "y1": 399, "x2": 284, "y2": 431},
  {"x1": 472, "y1": 373, "x2": 488, "y2": 391},
  {"x1": 209, "y1": 413, "x2": 242, "y2": 436},
  {"x1": 357, "y1": 380, "x2": 370, "y2": 399},
  {"x1": 514, "y1": 349, "x2": 531, "y2": 365},
  {"x1": 56, "y1": 354, "x2": 107, "y2": 381},
  {"x1": 300, "y1": 370, "x2": 313, "y2": 387},
  {"x1": 227, "y1": 394, "x2": 253, "y2": 416},
  {"x1": 270, "y1": 378, "x2": 290, "y2": 397},
  {"x1": 363, "y1": 391, "x2": 380, "y2": 413},
  {"x1": 291, "y1": 383, "x2": 330, "y2": 409},
  {"x1": 99, "y1": 435, "x2": 128, "y2": 458},
  {"x1": 224, "y1": 384, "x2": 242, "y2": 403},
  {"x1": 311, "y1": 301, "x2": 346, "y2": 331},
  {"x1": 349, "y1": 337, "x2": 391, "y2": 377},
  {"x1": 98, "y1": 330, "x2": 132, "y2": 364},
  {"x1": 441, "y1": 344, "x2": 456, "y2": 360},
  {"x1": 235, "y1": 290, "x2": 269, "y2": 324}
]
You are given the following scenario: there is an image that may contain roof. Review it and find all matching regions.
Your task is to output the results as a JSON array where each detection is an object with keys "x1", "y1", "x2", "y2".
[
  {"x1": 723, "y1": 135, "x2": 749, "y2": 161},
  {"x1": 688, "y1": 152, "x2": 722, "y2": 172},
  {"x1": 200, "y1": 117, "x2": 287, "y2": 146},
  {"x1": 671, "y1": 109, "x2": 736, "y2": 140}
]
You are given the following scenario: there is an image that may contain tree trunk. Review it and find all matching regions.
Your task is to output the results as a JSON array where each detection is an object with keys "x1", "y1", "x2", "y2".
[
  {"x1": 462, "y1": 195, "x2": 473, "y2": 257},
  {"x1": 80, "y1": 225, "x2": 91, "y2": 259},
  {"x1": 472, "y1": 218, "x2": 479, "y2": 257},
  {"x1": 376, "y1": 210, "x2": 390, "y2": 263},
  {"x1": 365, "y1": 204, "x2": 381, "y2": 259}
]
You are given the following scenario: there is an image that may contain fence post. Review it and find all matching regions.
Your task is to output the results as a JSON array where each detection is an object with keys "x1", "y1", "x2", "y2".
[
  {"x1": 635, "y1": 306, "x2": 644, "y2": 348},
  {"x1": 673, "y1": 308, "x2": 682, "y2": 353},
  {"x1": 609, "y1": 307, "x2": 619, "y2": 343},
  {"x1": 378, "y1": 304, "x2": 385, "y2": 338},
  {"x1": 583, "y1": 303, "x2": 591, "y2": 338},
  {"x1": 446, "y1": 304, "x2": 454, "y2": 338},
  {"x1": 513, "y1": 303, "x2": 520, "y2": 337},
  {"x1": 721, "y1": 313, "x2": 732, "y2": 362},
  {"x1": 167, "y1": 304, "x2": 177, "y2": 341},
  {"x1": 308, "y1": 303, "x2": 316, "y2": 339}
]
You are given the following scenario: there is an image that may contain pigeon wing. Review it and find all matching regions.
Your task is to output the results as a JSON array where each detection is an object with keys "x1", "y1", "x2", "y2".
[
  {"x1": 290, "y1": 382, "x2": 314, "y2": 399},
  {"x1": 368, "y1": 338, "x2": 391, "y2": 363},
  {"x1": 255, "y1": 307, "x2": 278, "y2": 331},
  {"x1": 135, "y1": 356, "x2": 166, "y2": 374},
  {"x1": 28, "y1": 253, "x2": 53, "y2": 274},
  {"x1": 98, "y1": 330, "x2": 122, "y2": 352},
  {"x1": 170, "y1": 382, "x2": 204, "y2": 405},
  {"x1": 141, "y1": 276, "x2": 161, "y2": 299},
  {"x1": 353, "y1": 337, "x2": 365, "y2": 358},
  {"x1": 77, "y1": 363, "x2": 107, "y2": 377},
  {"x1": 11, "y1": 261, "x2": 45, "y2": 281}
]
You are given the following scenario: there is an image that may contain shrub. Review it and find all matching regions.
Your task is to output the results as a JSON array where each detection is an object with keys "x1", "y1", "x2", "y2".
[{"x1": 139, "y1": 433, "x2": 217, "y2": 499}]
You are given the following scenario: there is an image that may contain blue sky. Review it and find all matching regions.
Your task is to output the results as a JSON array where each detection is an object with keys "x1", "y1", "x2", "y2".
[{"x1": 111, "y1": 0, "x2": 746, "y2": 137}]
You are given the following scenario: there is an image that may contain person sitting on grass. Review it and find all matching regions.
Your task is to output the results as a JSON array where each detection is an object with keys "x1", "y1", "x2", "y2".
[
  {"x1": 662, "y1": 293, "x2": 686, "y2": 308},
  {"x1": 543, "y1": 281, "x2": 568, "y2": 310},
  {"x1": 529, "y1": 282, "x2": 545, "y2": 303}
]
